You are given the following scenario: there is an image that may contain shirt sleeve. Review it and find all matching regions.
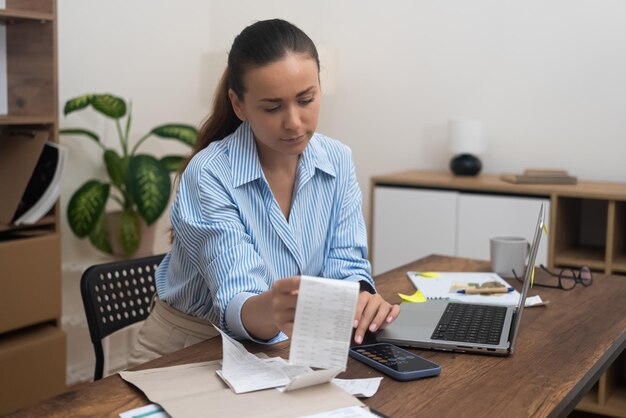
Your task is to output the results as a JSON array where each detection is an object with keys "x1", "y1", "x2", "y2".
[
  {"x1": 321, "y1": 150, "x2": 376, "y2": 292},
  {"x1": 172, "y1": 162, "x2": 285, "y2": 344}
]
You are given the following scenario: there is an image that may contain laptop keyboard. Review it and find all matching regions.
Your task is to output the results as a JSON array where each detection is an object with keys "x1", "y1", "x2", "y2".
[{"x1": 431, "y1": 303, "x2": 507, "y2": 345}]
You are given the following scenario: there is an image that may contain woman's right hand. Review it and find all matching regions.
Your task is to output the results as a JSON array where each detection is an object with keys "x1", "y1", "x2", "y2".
[{"x1": 268, "y1": 276, "x2": 301, "y2": 337}]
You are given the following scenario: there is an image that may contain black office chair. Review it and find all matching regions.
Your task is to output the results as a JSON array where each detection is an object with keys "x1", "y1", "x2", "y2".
[{"x1": 80, "y1": 253, "x2": 165, "y2": 380}]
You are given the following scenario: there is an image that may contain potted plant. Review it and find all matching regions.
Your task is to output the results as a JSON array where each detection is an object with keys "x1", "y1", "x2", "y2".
[{"x1": 61, "y1": 93, "x2": 197, "y2": 256}]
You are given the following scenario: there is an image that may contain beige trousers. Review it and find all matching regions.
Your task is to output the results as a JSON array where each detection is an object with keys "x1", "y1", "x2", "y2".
[{"x1": 127, "y1": 298, "x2": 219, "y2": 367}]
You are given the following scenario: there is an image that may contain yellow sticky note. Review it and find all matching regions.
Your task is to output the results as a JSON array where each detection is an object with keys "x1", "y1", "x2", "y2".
[
  {"x1": 543, "y1": 223, "x2": 549, "y2": 235},
  {"x1": 531, "y1": 267, "x2": 535, "y2": 287},
  {"x1": 398, "y1": 290, "x2": 427, "y2": 303},
  {"x1": 419, "y1": 272, "x2": 441, "y2": 278}
]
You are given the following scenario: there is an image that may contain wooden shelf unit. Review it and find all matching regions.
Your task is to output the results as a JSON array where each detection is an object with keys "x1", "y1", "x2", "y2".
[
  {"x1": 578, "y1": 351, "x2": 626, "y2": 418},
  {"x1": 370, "y1": 170, "x2": 626, "y2": 275},
  {"x1": 0, "y1": 8, "x2": 54, "y2": 22},
  {"x1": 0, "y1": 115, "x2": 55, "y2": 124},
  {"x1": 370, "y1": 170, "x2": 626, "y2": 417},
  {"x1": 612, "y1": 201, "x2": 626, "y2": 274},
  {"x1": 0, "y1": 0, "x2": 65, "y2": 415}
]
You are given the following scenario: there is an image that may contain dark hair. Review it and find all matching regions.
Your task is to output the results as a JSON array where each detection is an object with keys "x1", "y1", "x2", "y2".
[{"x1": 184, "y1": 19, "x2": 320, "y2": 170}]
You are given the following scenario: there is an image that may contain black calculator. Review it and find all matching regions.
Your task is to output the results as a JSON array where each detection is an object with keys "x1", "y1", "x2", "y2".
[{"x1": 349, "y1": 343, "x2": 441, "y2": 381}]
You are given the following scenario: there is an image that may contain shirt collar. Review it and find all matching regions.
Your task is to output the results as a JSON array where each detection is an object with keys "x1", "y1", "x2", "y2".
[
  {"x1": 301, "y1": 134, "x2": 336, "y2": 178},
  {"x1": 229, "y1": 122, "x2": 337, "y2": 189},
  {"x1": 229, "y1": 122, "x2": 264, "y2": 188}
]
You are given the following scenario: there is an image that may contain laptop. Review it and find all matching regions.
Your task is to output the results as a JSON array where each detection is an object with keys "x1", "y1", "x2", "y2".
[{"x1": 377, "y1": 204, "x2": 545, "y2": 355}]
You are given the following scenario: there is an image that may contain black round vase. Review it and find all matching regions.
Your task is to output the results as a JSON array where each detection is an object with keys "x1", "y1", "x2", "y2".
[{"x1": 450, "y1": 154, "x2": 482, "y2": 176}]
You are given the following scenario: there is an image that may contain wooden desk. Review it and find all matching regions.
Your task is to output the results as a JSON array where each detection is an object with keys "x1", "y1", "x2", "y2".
[{"x1": 8, "y1": 256, "x2": 626, "y2": 418}]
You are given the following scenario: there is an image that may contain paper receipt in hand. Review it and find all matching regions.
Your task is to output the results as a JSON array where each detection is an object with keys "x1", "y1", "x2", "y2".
[{"x1": 289, "y1": 276, "x2": 360, "y2": 371}]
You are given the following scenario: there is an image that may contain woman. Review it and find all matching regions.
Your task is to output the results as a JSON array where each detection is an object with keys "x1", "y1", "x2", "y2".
[{"x1": 130, "y1": 18, "x2": 400, "y2": 365}]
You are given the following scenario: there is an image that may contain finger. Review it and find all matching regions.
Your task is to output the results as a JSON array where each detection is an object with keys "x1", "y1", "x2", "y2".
[
  {"x1": 355, "y1": 296, "x2": 379, "y2": 344},
  {"x1": 273, "y1": 276, "x2": 300, "y2": 294},
  {"x1": 282, "y1": 321, "x2": 293, "y2": 337},
  {"x1": 274, "y1": 309, "x2": 296, "y2": 327},
  {"x1": 353, "y1": 291, "x2": 370, "y2": 328},
  {"x1": 271, "y1": 292, "x2": 298, "y2": 313},
  {"x1": 379, "y1": 304, "x2": 401, "y2": 329},
  {"x1": 368, "y1": 303, "x2": 391, "y2": 333}
]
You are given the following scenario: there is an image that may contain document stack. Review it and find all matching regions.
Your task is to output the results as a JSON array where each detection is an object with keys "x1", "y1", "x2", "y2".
[{"x1": 500, "y1": 168, "x2": 577, "y2": 185}]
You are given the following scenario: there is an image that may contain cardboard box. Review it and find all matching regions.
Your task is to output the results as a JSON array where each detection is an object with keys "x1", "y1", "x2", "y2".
[
  {"x1": 0, "y1": 324, "x2": 66, "y2": 415},
  {"x1": 0, "y1": 233, "x2": 61, "y2": 334}
]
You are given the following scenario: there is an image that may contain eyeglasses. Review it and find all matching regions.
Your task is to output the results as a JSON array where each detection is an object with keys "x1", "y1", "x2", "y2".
[{"x1": 513, "y1": 265, "x2": 593, "y2": 290}]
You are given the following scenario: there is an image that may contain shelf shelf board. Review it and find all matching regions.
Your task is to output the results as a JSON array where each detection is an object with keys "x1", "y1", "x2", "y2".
[
  {"x1": 0, "y1": 115, "x2": 56, "y2": 125},
  {"x1": 577, "y1": 388, "x2": 599, "y2": 410},
  {"x1": 577, "y1": 386, "x2": 626, "y2": 418},
  {"x1": 554, "y1": 248, "x2": 606, "y2": 270},
  {"x1": 0, "y1": 215, "x2": 56, "y2": 233},
  {"x1": 611, "y1": 256, "x2": 626, "y2": 274},
  {"x1": 0, "y1": 9, "x2": 54, "y2": 22}
]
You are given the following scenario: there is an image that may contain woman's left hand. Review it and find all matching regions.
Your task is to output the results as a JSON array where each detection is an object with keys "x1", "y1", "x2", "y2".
[{"x1": 353, "y1": 292, "x2": 400, "y2": 344}]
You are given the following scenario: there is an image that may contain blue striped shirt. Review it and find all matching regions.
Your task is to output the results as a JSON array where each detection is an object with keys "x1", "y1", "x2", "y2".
[{"x1": 155, "y1": 121, "x2": 374, "y2": 343}]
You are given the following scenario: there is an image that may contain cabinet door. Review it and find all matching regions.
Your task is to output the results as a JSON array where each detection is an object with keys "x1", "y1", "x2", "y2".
[
  {"x1": 372, "y1": 187, "x2": 457, "y2": 275},
  {"x1": 457, "y1": 194, "x2": 550, "y2": 266}
]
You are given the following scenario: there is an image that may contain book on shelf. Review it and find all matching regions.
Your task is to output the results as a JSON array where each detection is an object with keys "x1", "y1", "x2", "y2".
[
  {"x1": 500, "y1": 168, "x2": 577, "y2": 185},
  {"x1": 0, "y1": 128, "x2": 65, "y2": 226},
  {"x1": 12, "y1": 142, "x2": 66, "y2": 225}
]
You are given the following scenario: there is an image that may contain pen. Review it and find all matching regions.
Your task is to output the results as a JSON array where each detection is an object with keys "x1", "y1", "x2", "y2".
[{"x1": 456, "y1": 287, "x2": 514, "y2": 294}]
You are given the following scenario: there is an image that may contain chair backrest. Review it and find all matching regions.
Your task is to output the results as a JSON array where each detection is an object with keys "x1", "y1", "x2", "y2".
[{"x1": 80, "y1": 253, "x2": 165, "y2": 380}]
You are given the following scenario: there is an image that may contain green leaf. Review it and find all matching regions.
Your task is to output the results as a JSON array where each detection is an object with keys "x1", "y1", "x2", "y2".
[
  {"x1": 151, "y1": 124, "x2": 197, "y2": 147},
  {"x1": 60, "y1": 128, "x2": 100, "y2": 144},
  {"x1": 91, "y1": 94, "x2": 127, "y2": 119},
  {"x1": 159, "y1": 155, "x2": 186, "y2": 172},
  {"x1": 88, "y1": 212, "x2": 113, "y2": 254},
  {"x1": 118, "y1": 209, "x2": 140, "y2": 256},
  {"x1": 67, "y1": 180, "x2": 110, "y2": 237},
  {"x1": 64, "y1": 95, "x2": 93, "y2": 115},
  {"x1": 125, "y1": 102, "x2": 133, "y2": 142},
  {"x1": 127, "y1": 155, "x2": 171, "y2": 225},
  {"x1": 104, "y1": 149, "x2": 127, "y2": 188}
]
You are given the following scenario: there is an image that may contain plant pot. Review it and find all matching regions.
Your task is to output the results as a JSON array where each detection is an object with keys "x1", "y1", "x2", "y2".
[{"x1": 105, "y1": 210, "x2": 156, "y2": 257}]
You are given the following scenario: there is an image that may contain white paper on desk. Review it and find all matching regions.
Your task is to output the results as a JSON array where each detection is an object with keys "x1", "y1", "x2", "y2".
[
  {"x1": 264, "y1": 355, "x2": 342, "y2": 392},
  {"x1": 263, "y1": 356, "x2": 312, "y2": 379},
  {"x1": 214, "y1": 326, "x2": 343, "y2": 394},
  {"x1": 300, "y1": 406, "x2": 380, "y2": 418},
  {"x1": 119, "y1": 361, "x2": 365, "y2": 418},
  {"x1": 525, "y1": 295, "x2": 548, "y2": 307},
  {"x1": 214, "y1": 326, "x2": 290, "y2": 393},
  {"x1": 407, "y1": 272, "x2": 521, "y2": 306},
  {"x1": 289, "y1": 276, "x2": 359, "y2": 371},
  {"x1": 332, "y1": 377, "x2": 383, "y2": 398},
  {"x1": 119, "y1": 403, "x2": 170, "y2": 418}
]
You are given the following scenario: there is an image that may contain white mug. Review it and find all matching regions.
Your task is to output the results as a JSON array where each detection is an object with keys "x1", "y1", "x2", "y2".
[{"x1": 490, "y1": 236, "x2": 530, "y2": 278}]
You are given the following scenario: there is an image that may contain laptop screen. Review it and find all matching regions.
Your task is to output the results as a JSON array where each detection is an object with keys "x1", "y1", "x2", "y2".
[{"x1": 508, "y1": 203, "x2": 545, "y2": 351}]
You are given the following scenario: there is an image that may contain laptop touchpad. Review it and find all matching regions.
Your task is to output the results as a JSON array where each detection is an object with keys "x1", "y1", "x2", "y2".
[{"x1": 380, "y1": 301, "x2": 446, "y2": 337}]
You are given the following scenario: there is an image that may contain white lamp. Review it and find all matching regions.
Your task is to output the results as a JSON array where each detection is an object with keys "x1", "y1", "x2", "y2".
[{"x1": 448, "y1": 118, "x2": 486, "y2": 176}]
